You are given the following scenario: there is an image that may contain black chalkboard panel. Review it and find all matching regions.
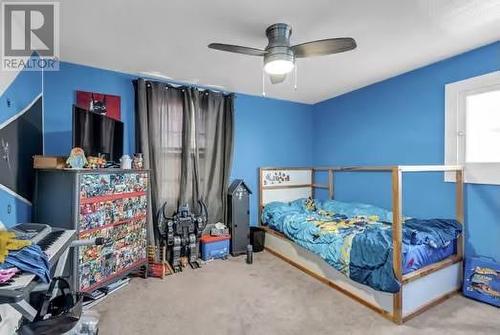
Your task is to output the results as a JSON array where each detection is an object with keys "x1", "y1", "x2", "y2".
[{"x1": 0, "y1": 96, "x2": 43, "y2": 201}]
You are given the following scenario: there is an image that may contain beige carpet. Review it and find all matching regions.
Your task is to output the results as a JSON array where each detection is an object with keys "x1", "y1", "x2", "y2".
[{"x1": 95, "y1": 251, "x2": 499, "y2": 335}]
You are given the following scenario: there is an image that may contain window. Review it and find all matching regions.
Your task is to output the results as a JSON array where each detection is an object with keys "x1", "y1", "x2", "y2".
[{"x1": 445, "y1": 71, "x2": 500, "y2": 184}]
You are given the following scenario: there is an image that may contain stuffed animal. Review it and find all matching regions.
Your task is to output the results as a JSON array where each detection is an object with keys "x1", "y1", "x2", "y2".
[
  {"x1": 66, "y1": 147, "x2": 88, "y2": 169},
  {"x1": 86, "y1": 156, "x2": 106, "y2": 169},
  {"x1": 304, "y1": 197, "x2": 317, "y2": 212}
]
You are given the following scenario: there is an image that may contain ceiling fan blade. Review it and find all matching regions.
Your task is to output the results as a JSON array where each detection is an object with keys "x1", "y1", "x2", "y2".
[
  {"x1": 291, "y1": 37, "x2": 356, "y2": 58},
  {"x1": 270, "y1": 73, "x2": 287, "y2": 84},
  {"x1": 208, "y1": 43, "x2": 267, "y2": 56}
]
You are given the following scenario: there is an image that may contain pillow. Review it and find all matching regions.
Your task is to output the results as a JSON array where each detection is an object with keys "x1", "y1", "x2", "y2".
[
  {"x1": 289, "y1": 197, "x2": 318, "y2": 212},
  {"x1": 320, "y1": 200, "x2": 393, "y2": 222}
]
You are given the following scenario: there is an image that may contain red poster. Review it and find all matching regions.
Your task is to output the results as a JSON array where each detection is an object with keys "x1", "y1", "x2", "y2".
[{"x1": 76, "y1": 90, "x2": 121, "y2": 121}]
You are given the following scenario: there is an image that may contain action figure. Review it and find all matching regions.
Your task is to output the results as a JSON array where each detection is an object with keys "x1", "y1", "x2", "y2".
[{"x1": 157, "y1": 201, "x2": 207, "y2": 272}]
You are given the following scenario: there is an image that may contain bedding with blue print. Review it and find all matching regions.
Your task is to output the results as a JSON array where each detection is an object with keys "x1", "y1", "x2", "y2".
[{"x1": 261, "y1": 199, "x2": 462, "y2": 293}]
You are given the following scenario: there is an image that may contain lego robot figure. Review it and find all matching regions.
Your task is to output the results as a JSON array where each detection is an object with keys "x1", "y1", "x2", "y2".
[{"x1": 158, "y1": 201, "x2": 207, "y2": 272}]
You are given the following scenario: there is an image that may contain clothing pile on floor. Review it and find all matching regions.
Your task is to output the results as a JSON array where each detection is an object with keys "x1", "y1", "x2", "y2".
[
  {"x1": 0, "y1": 268, "x2": 19, "y2": 283},
  {"x1": 0, "y1": 230, "x2": 51, "y2": 284}
]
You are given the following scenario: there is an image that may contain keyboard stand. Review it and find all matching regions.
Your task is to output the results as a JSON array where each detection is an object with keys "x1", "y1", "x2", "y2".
[{"x1": 0, "y1": 229, "x2": 76, "y2": 322}]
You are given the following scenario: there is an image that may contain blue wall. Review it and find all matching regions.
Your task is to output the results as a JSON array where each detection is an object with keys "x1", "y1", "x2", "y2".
[
  {"x1": 312, "y1": 42, "x2": 500, "y2": 261},
  {"x1": 0, "y1": 63, "x2": 42, "y2": 227},
  {"x1": 43, "y1": 62, "x2": 136, "y2": 156},
  {"x1": 3, "y1": 42, "x2": 498, "y2": 261},
  {"x1": 42, "y1": 62, "x2": 313, "y2": 226},
  {"x1": 232, "y1": 94, "x2": 313, "y2": 225}
]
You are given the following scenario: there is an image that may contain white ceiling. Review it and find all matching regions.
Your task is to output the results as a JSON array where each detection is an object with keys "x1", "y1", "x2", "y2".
[{"x1": 58, "y1": 0, "x2": 500, "y2": 104}]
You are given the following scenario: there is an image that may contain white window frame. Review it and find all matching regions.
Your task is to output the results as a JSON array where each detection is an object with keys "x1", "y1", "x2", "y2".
[{"x1": 445, "y1": 71, "x2": 500, "y2": 184}]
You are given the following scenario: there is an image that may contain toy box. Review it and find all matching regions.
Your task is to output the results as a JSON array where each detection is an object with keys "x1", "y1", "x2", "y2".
[
  {"x1": 463, "y1": 257, "x2": 500, "y2": 307},
  {"x1": 200, "y1": 235, "x2": 230, "y2": 261}
]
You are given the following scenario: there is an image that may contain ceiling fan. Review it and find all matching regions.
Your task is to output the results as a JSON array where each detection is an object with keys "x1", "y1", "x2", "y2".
[{"x1": 208, "y1": 23, "x2": 357, "y2": 85}]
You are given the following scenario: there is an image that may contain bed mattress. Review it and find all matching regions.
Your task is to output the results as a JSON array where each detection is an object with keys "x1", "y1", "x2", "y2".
[{"x1": 262, "y1": 198, "x2": 461, "y2": 293}]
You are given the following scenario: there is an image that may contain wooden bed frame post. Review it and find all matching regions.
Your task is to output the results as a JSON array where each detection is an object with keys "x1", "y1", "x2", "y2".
[
  {"x1": 455, "y1": 170, "x2": 464, "y2": 259},
  {"x1": 392, "y1": 167, "x2": 403, "y2": 324},
  {"x1": 328, "y1": 169, "x2": 334, "y2": 199},
  {"x1": 312, "y1": 168, "x2": 316, "y2": 198},
  {"x1": 259, "y1": 167, "x2": 263, "y2": 225}
]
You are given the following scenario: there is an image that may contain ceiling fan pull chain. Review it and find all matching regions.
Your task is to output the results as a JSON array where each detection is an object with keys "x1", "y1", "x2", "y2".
[
  {"x1": 294, "y1": 63, "x2": 298, "y2": 90},
  {"x1": 262, "y1": 69, "x2": 266, "y2": 96}
]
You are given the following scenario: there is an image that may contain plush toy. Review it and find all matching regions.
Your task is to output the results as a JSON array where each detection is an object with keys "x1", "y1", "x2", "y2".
[
  {"x1": 66, "y1": 147, "x2": 88, "y2": 169},
  {"x1": 86, "y1": 156, "x2": 106, "y2": 169},
  {"x1": 304, "y1": 197, "x2": 317, "y2": 212}
]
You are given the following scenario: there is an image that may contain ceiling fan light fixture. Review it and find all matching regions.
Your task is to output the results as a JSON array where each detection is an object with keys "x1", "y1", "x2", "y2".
[
  {"x1": 264, "y1": 59, "x2": 294, "y2": 75},
  {"x1": 263, "y1": 50, "x2": 295, "y2": 75}
]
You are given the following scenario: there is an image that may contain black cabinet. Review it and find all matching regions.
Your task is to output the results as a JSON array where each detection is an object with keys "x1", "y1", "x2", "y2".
[{"x1": 227, "y1": 180, "x2": 251, "y2": 256}]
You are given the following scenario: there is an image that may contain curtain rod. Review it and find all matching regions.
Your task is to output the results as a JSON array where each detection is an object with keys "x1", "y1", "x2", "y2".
[{"x1": 141, "y1": 78, "x2": 234, "y2": 97}]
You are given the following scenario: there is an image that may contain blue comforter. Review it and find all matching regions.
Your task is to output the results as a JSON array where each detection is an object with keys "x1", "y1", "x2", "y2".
[{"x1": 262, "y1": 199, "x2": 462, "y2": 293}]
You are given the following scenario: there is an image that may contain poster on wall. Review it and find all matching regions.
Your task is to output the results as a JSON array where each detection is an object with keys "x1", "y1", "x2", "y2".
[
  {"x1": 76, "y1": 90, "x2": 121, "y2": 121},
  {"x1": 0, "y1": 96, "x2": 44, "y2": 203}
]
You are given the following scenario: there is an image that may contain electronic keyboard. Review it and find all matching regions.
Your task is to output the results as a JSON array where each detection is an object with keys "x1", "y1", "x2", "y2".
[
  {"x1": 1, "y1": 224, "x2": 76, "y2": 290},
  {"x1": 39, "y1": 229, "x2": 76, "y2": 265},
  {"x1": 9, "y1": 223, "x2": 52, "y2": 245},
  {"x1": 0, "y1": 224, "x2": 77, "y2": 324}
]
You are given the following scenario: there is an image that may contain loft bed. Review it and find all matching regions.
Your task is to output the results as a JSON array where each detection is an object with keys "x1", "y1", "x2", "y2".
[{"x1": 258, "y1": 165, "x2": 464, "y2": 324}]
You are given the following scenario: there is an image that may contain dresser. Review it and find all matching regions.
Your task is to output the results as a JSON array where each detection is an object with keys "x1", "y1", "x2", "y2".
[{"x1": 33, "y1": 169, "x2": 149, "y2": 292}]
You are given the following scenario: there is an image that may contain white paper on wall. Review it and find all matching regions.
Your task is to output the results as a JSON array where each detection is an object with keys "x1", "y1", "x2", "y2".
[{"x1": 261, "y1": 169, "x2": 311, "y2": 187}]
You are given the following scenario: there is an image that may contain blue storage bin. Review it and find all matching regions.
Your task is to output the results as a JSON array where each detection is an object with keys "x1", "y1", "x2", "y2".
[
  {"x1": 200, "y1": 235, "x2": 230, "y2": 261},
  {"x1": 463, "y1": 257, "x2": 500, "y2": 307}
]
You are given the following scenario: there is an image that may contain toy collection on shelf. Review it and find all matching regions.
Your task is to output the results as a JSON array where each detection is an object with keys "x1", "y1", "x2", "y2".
[{"x1": 77, "y1": 172, "x2": 148, "y2": 292}]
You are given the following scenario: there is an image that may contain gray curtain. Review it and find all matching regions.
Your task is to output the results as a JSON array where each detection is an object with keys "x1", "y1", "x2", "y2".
[{"x1": 135, "y1": 79, "x2": 234, "y2": 242}]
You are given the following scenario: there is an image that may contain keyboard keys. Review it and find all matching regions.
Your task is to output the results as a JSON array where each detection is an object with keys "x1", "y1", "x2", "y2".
[{"x1": 38, "y1": 230, "x2": 64, "y2": 251}]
